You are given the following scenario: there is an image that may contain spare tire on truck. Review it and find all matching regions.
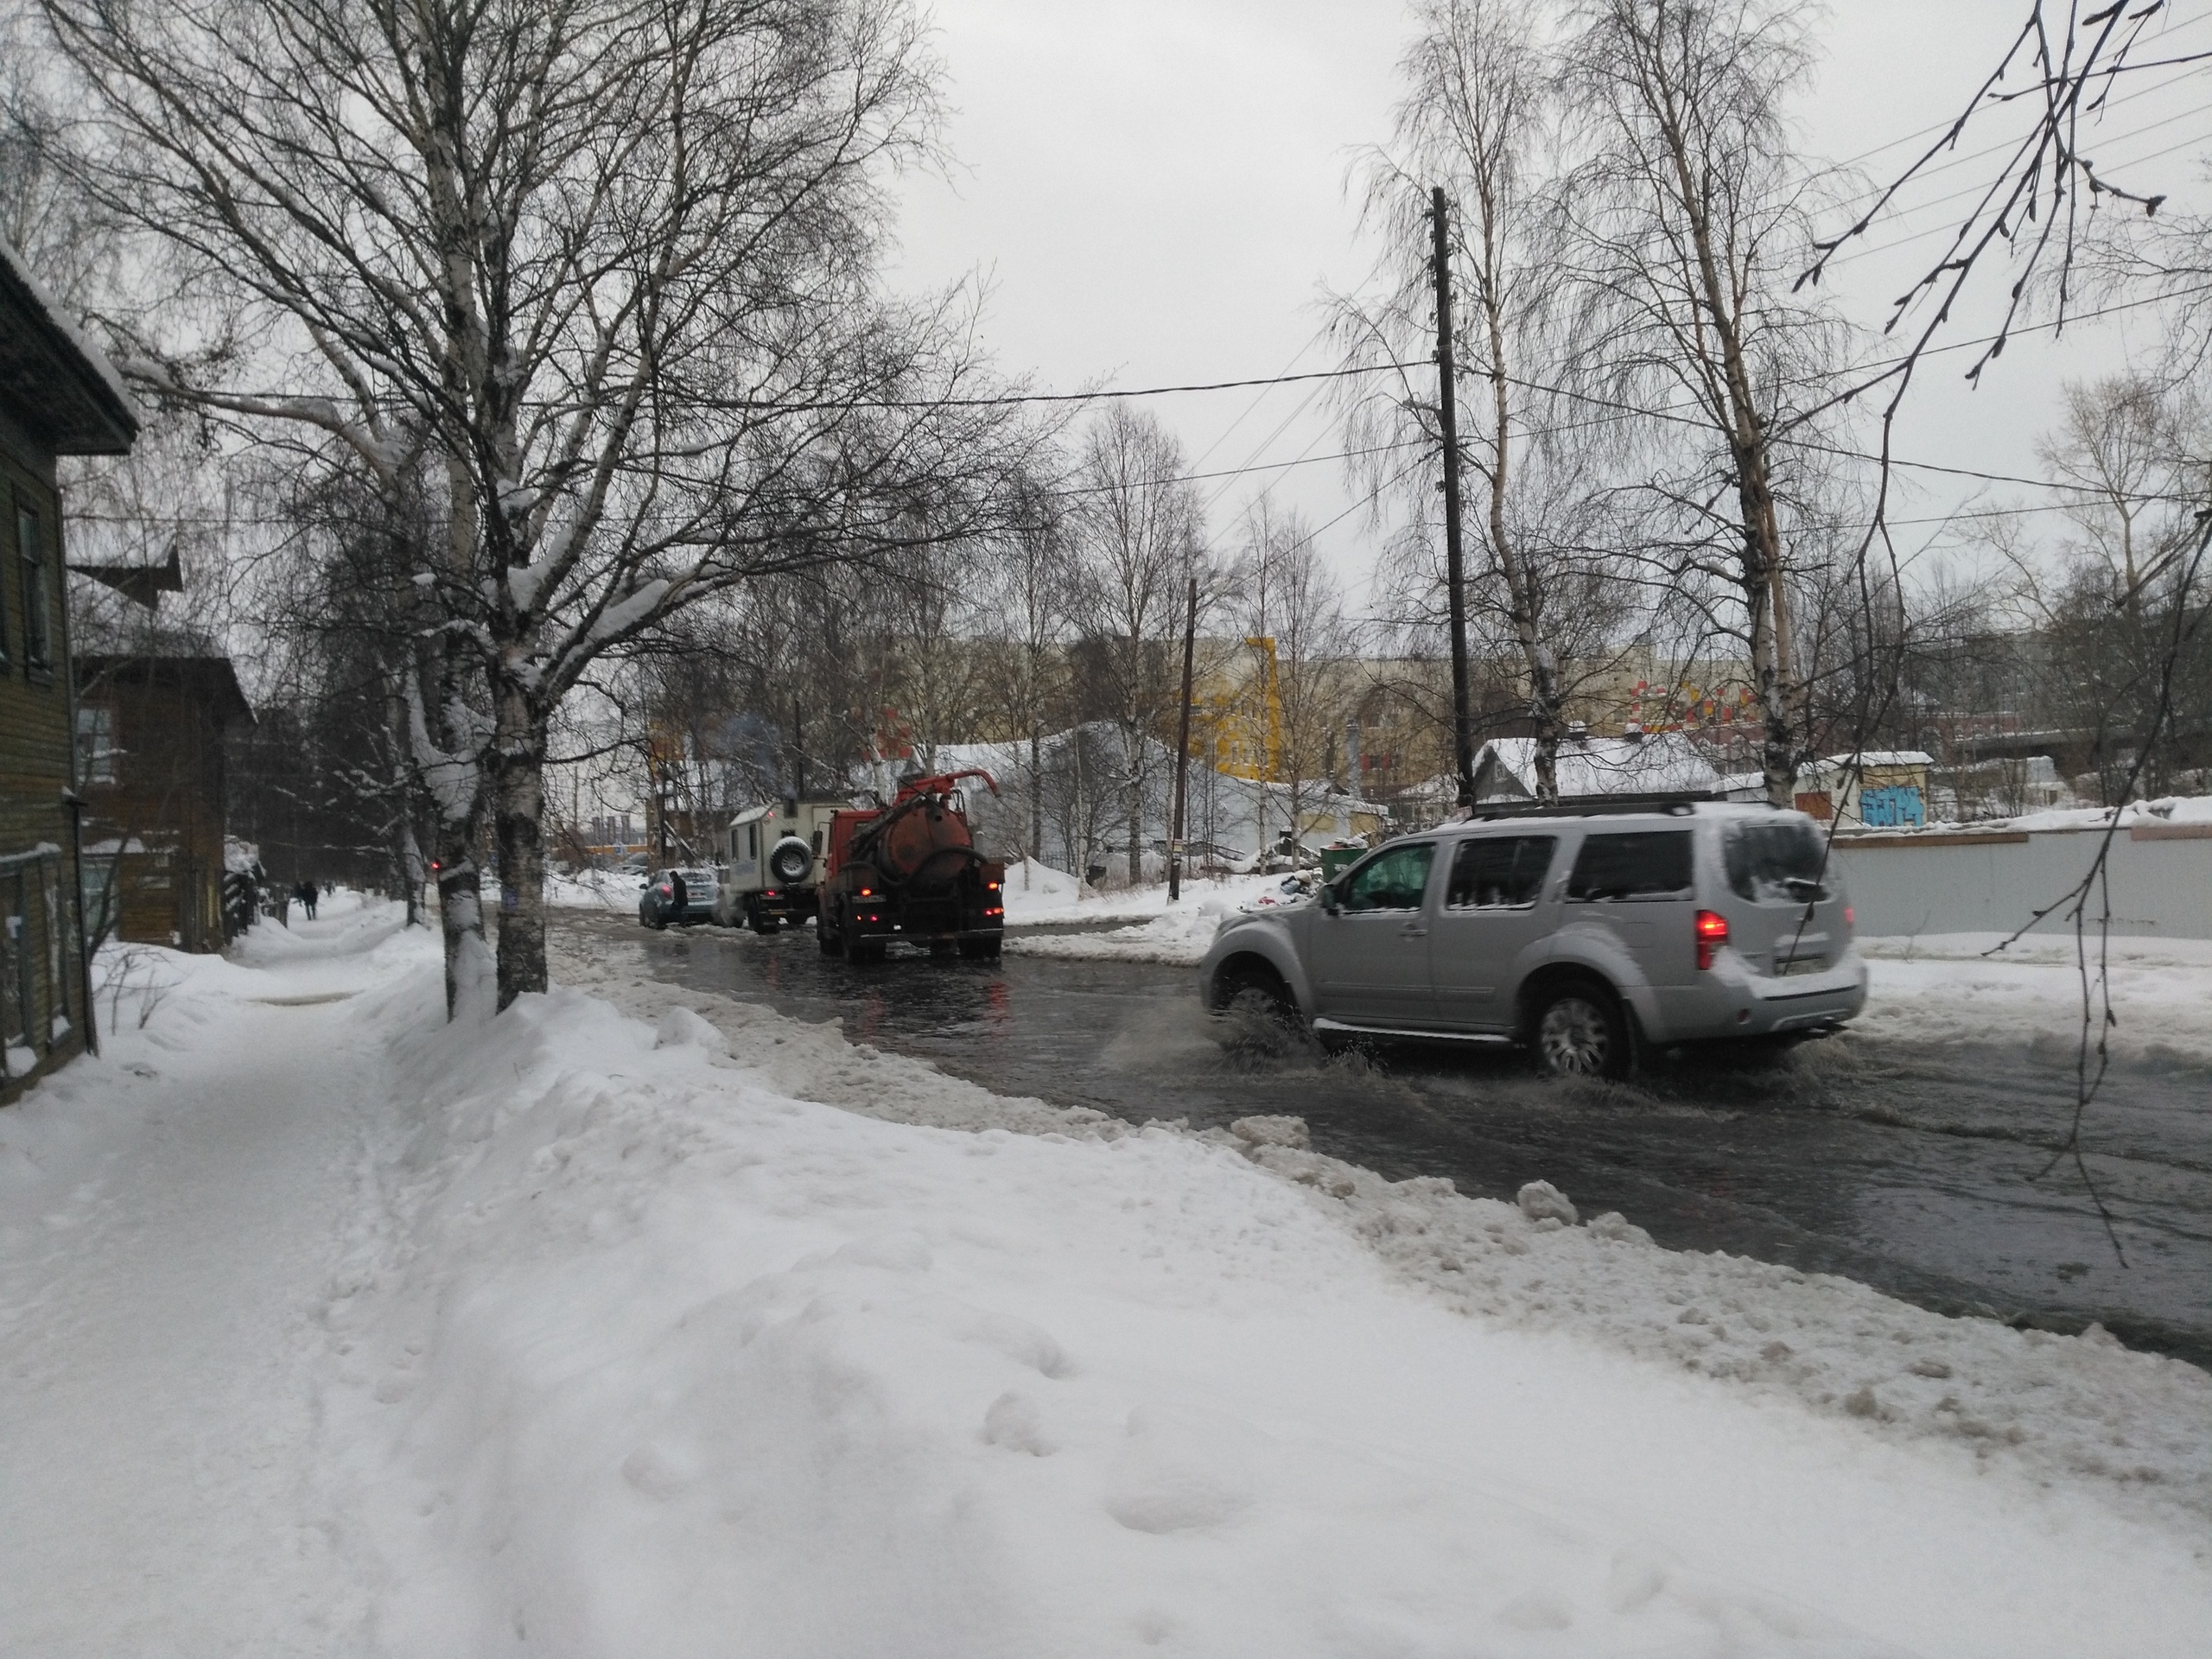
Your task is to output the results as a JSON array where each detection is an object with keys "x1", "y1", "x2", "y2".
[{"x1": 767, "y1": 836, "x2": 813, "y2": 886}]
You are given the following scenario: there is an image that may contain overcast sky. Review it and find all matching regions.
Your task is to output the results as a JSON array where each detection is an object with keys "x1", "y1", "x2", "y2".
[{"x1": 886, "y1": 0, "x2": 2212, "y2": 601}]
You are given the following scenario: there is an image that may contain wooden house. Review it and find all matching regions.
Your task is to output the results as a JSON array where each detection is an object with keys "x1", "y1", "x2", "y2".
[
  {"x1": 0, "y1": 236, "x2": 137, "y2": 1102},
  {"x1": 74, "y1": 654, "x2": 253, "y2": 953}
]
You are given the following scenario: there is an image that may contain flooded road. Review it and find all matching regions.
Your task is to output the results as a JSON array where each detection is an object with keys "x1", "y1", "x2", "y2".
[{"x1": 559, "y1": 914, "x2": 2212, "y2": 1369}]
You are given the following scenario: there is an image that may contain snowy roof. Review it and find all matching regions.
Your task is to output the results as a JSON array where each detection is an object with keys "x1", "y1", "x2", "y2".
[
  {"x1": 1475, "y1": 734, "x2": 1722, "y2": 801},
  {"x1": 1822, "y1": 751, "x2": 1934, "y2": 769},
  {"x1": 0, "y1": 233, "x2": 137, "y2": 455}
]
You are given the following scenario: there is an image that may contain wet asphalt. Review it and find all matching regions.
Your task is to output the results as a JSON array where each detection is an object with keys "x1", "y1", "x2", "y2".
[{"x1": 558, "y1": 912, "x2": 2212, "y2": 1370}]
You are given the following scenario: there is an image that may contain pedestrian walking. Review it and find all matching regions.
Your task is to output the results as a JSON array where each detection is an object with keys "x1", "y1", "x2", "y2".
[{"x1": 296, "y1": 880, "x2": 318, "y2": 921}]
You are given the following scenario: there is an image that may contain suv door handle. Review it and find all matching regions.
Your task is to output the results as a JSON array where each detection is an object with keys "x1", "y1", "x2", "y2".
[{"x1": 1400, "y1": 922, "x2": 1427, "y2": 938}]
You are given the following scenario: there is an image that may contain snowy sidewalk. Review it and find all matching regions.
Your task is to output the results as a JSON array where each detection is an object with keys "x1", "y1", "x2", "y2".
[
  {"x1": 1, "y1": 903, "x2": 2208, "y2": 1656},
  {"x1": 0, "y1": 905, "x2": 408, "y2": 1655}
]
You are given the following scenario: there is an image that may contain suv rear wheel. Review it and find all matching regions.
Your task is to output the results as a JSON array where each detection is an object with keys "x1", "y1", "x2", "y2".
[{"x1": 1534, "y1": 984, "x2": 1632, "y2": 1080}]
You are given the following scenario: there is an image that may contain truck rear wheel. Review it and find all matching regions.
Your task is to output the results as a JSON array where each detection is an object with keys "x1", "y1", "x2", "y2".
[{"x1": 957, "y1": 937, "x2": 1001, "y2": 961}]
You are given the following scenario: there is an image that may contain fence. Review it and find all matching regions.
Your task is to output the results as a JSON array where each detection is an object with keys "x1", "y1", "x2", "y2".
[{"x1": 1829, "y1": 823, "x2": 2212, "y2": 941}]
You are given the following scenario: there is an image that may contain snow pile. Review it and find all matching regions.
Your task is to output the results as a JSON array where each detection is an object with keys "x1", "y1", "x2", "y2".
[
  {"x1": 328, "y1": 965, "x2": 2209, "y2": 1655},
  {"x1": 544, "y1": 867, "x2": 647, "y2": 911},
  {"x1": 996, "y1": 855, "x2": 1082, "y2": 915},
  {"x1": 1002, "y1": 865, "x2": 1294, "y2": 928},
  {"x1": 1009, "y1": 892, "x2": 1253, "y2": 964},
  {"x1": 1857, "y1": 933, "x2": 2212, "y2": 1065},
  {"x1": 1916, "y1": 795, "x2": 2212, "y2": 835}
]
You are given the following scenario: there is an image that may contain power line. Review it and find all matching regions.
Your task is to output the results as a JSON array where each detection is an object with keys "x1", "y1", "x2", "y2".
[
  {"x1": 61, "y1": 435, "x2": 1424, "y2": 531},
  {"x1": 1821, "y1": 56, "x2": 2212, "y2": 210},
  {"x1": 1821, "y1": 116, "x2": 2212, "y2": 273},
  {"x1": 1812, "y1": 7, "x2": 2212, "y2": 185},
  {"x1": 652, "y1": 359, "x2": 1428, "y2": 415}
]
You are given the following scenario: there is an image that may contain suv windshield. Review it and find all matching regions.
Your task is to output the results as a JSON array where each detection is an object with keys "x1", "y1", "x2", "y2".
[
  {"x1": 1566, "y1": 831, "x2": 1693, "y2": 901},
  {"x1": 1724, "y1": 821, "x2": 1831, "y2": 904}
]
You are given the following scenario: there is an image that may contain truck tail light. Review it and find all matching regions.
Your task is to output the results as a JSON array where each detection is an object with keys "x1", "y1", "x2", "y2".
[
  {"x1": 1695, "y1": 909, "x2": 1728, "y2": 970},
  {"x1": 1844, "y1": 905, "x2": 1855, "y2": 932}
]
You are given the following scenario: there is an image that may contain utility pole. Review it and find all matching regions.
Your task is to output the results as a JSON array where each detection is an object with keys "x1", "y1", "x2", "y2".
[
  {"x1": 791, "y1": 695, "x2": 806, "y2": 801},
  {"x1": 1432, "y1": 186, "x2": 1476, "y2": 810},
  {"x1": 1170, "y1": 575, "x2": 1198, "y2": 902}
]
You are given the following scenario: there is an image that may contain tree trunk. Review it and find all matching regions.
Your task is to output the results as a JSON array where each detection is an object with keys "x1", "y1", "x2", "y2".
[
  {"x1": 434, "y1": 817, "x2": 487, "y2": 1020},
  {"x1": 1029, "y1": 723, "x2": 1043, "y2": 869},
  {"x1": 1480, "y1": 270, "x2": 1562, "y2": 804},
  {"x1": 1125, "y1": 725, "x2": 1144, "y2": 884},
  {"x1": 491, "y1": 678, "x2": 549, "y2": 1012},
  {"x1": 396, "y1": 817, "x2": 423, "y2": 927}
]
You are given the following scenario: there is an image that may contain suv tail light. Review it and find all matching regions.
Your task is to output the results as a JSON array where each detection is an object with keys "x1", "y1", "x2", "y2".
[
  {"x1": 1844, "y1": 905, "x2": 1855, "y2": 932},
  {"x1": 1695, "y1": 909, "x2": 1729, "y2": 970}
]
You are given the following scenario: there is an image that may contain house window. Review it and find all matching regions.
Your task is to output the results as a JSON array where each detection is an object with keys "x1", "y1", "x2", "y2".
[
  {"x1": 17, "y1": 505, "x2": 52, "y2": 671},
  {"x1": 1, "y1": 867, "x2": 36, "y2": 1079},
  {"x1": 77, "y1": 705, "x2": 118, "y2": 785}
]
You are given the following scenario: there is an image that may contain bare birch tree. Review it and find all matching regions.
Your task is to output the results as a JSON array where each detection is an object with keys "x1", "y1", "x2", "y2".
[
  {"x1": 1068, "y1": 406, "x2": 1204, "y2": 882},
  {"x1": 1556, "y1": 0, "x2": 1845, "y2": 806},
  {"x1": 36, "y1": 0, "x2": 1021, "y2": 1013},
  {"x1": 981, "y1": 470, "x2": 1076, "y2": 866},
  {"x1": 1338, "y1": 0, "x2": 1581, "y2": 802},
  {"x1": 1231, "y1": 500, "x2": 1349, "y2": 836}
]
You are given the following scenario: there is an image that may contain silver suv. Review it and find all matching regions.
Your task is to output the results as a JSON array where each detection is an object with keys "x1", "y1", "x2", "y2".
[{"x1": 1198, "y1": 803, "x2": 1866, "y2": 1077}]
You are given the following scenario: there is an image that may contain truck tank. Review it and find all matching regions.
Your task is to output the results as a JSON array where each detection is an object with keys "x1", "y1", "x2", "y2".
[{"x1": 819, "y1": 771, "x2": 1006, "y2": 964}]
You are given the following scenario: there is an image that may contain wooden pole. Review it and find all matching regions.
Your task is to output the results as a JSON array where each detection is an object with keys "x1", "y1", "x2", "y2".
[
  {"x1": 1170, "y1": 575, "x2": 1198, "y2": 901},
  {"x1": 1432, "y1": 187, "x2": 1476, "y2": 810}
]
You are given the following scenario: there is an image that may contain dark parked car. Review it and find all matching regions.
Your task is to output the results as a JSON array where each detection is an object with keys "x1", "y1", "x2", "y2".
[{"x1": 639, "y1": 867, "x2": 719, "y2": 929}]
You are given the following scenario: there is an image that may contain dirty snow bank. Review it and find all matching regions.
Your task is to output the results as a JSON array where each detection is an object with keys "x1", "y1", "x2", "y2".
[
  {"x1": 1857, "y1": 933, "x2": 2212, "y2": 1065},
  {"x1": 1002, "y1": 862, "x2": 1298, "y2": 927},
  {"x1": 544, "y1": 868, "x2": 645, "y2": 911},
  {"x1": 337, "y1": 950, "x2": 2211, "y2": 1656},
  {"x1": 555, "y1": 931, "x2": 2212, "y2": 1535}
]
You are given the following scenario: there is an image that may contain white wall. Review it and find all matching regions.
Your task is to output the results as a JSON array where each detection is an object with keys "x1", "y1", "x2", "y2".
[{"x1": 1831, "y1": 827, "x2": 2212, "y2": 941}]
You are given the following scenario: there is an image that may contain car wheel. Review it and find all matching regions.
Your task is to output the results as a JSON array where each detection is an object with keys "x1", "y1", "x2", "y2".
[
  {"x1": 1535, "y1": 986, "x2": 1631, "y2": 1080},
  {"x1": 1215, "y1": 963, "x2": 1300, "y2": 1027}
]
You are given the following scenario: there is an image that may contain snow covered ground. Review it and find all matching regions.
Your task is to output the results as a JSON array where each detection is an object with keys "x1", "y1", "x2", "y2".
[
  {"x1": 1942, "y1": 794, "x2": 2212, "y2": 835},
  {"x1": 545, "y1": 867, "x2": 647, "y2": 912},
  {"x1": 1, "y1": 904, "x2": 2208, "y2": 1656},
  {"x1": 1001, "y1": 858, "x2": 1302, "y2": 927},
  {"x1": 1856, "y1": 933, "x2": 2212, "y2": 1066}
]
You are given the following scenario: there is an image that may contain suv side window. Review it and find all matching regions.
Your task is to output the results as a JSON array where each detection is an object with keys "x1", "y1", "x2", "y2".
[
  {"x1": 1341, "y1": 842, "x2": 1434, "y2": 912},
  {"x1": 1567, "y1": 831, "x2": 1693, "y2": 901},
  {"x1": 1446, "y1": 836, "x2": 1555, "y2": 908}
]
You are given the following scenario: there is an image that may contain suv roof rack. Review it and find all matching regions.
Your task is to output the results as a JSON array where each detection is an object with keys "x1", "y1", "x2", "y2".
[{"x1": 1459, "y1": 791, "x2": 1723, "y2": 822}]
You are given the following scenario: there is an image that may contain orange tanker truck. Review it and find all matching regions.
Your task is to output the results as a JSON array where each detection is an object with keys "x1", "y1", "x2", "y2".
[{"x1": 817, "y1": 770, "x2": 1006, "y2": 963}]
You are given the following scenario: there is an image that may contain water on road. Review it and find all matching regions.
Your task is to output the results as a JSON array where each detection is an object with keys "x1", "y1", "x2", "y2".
[{"x1": 560, "y1": 914, "x2": 2212, "y2": 1369}]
